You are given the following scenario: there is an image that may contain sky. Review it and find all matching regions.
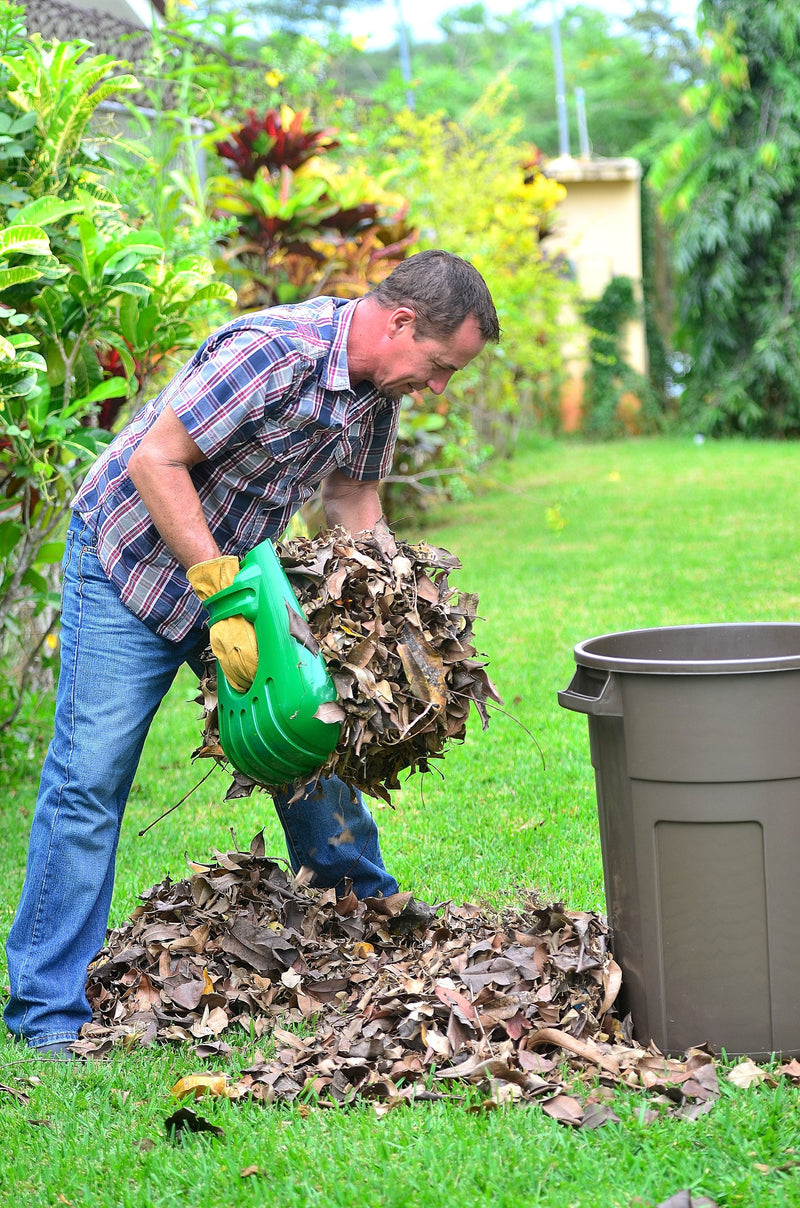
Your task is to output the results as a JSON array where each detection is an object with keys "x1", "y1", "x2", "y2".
[{"x1": 341, "y1": 0, "x2": 701, "y2": 52}]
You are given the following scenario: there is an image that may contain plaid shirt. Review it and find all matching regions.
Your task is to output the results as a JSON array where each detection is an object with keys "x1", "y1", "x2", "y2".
[{"x1": 73, "y1": 296, "x2": 400, "y2": 641}]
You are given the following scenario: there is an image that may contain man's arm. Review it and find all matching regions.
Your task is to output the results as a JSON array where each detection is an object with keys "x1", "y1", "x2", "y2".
[
  {"x1": 127, "y1": 404, "x2": 219, "y2": 569},
  {"x1": 321, "y1": 469, "x2": 384, "y2": 534}
]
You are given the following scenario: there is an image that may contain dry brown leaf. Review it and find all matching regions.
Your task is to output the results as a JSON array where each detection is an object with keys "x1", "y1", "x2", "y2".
[
  {"x1": 726, "y1": 1059, "x2": 774, "y2": 1089},
  {"x1": 778, "y1": 1058, "x2": 800, "y2": 1083},
  {"x1": 541, "y1": 1094, "x2": 584, "y2": 1125},
  {"x1": 599, "y1": 957, "x2": 623, "y2": 1015},
  {"x1": 164, "y1": 1106, "x2": 225, "y2": 1141}
]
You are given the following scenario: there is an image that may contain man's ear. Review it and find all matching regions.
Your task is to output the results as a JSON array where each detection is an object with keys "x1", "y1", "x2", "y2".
[{"x1": 386, "y1": 306, "x2": 417, "y2": 338}]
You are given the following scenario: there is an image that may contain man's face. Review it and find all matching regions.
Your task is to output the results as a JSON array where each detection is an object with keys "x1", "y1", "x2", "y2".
[{"x1": 373, "y1": 311, "x2": 487, "y2": 401}]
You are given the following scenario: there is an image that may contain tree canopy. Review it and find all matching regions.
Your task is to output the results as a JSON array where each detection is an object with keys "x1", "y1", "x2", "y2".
[
  {"x1": 651, "y1": 0, "x2": 800, "y2": 434},
  {"x1": 332, "y1": 1, "x2": 701, "y2": 158}
]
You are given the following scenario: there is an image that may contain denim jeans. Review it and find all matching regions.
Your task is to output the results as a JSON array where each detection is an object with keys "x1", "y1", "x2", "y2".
[{"x1": 4, "y1": 514, "x2": 397, "y2": 1048}]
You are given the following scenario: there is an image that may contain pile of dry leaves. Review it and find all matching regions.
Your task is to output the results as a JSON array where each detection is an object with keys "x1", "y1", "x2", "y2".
[
  {"x1": 77, "y1": 833, "x2": 721, "y2": 1126},
  {"x1": 195, "y1": 527, "x2": 502, "y2": 802}
]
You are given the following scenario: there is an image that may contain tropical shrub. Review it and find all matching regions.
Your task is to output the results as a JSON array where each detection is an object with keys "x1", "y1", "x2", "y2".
[
  {"x1": 91, "y1": 10, "x2": 485, "y2": 509},
  {"x1": 581, "y1": 276, "x2": 661, "y2": 439},
  {"x1": 372, "y1": 90, "x2": 575, "y2": 465},
  {"x1": 104, "y1": 8, "x2": 371, "y2": 271},
  {"x1": 0, "y1": 9, "x2": 235, "y2": 730},
  {"x1": 0, "y1": 210, "x2": 111, "y2": 732},
  {"x1": 210, "y1": 104, "x2": 418, "y2": 309}
]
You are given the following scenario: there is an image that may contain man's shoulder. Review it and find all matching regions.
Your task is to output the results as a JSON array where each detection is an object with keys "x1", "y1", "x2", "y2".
[{"x1": 216, "y1": 297, "x2": 346, "y2": 362}]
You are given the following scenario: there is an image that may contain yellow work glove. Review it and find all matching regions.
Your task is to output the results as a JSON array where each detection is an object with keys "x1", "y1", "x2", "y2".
[{"x1": 187, "y1": 556, "x2": 258, "y2": 694}]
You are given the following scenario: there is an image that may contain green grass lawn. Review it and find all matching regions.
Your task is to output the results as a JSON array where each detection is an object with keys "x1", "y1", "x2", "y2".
[{"x1": 2, "y1": 436, "x2": 800, "y2": 1207}]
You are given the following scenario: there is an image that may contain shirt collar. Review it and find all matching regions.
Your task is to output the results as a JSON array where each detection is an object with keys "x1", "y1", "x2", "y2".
[{"x1": 322, "y1": 297, "x2": 360, "y2": 393}]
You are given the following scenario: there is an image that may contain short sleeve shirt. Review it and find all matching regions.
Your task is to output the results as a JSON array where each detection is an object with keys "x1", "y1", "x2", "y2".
[{"x1": 72, "y1": 296, "x2": 400, "y2": 641}]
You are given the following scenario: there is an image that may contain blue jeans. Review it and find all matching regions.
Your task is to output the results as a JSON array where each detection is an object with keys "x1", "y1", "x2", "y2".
[{"x1": 4, "y1": 515, "x2": 397, "y2": 1048}]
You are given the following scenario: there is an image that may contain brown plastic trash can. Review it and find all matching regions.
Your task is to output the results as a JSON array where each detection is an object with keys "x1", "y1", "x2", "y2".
[{"x1": 558, "y1": 622, "x2": 800, "y2": 1059}]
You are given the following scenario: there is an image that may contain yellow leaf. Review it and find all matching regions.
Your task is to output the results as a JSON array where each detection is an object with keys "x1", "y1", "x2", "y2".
[{"x1": 171, "y1": 1073, "x2": 229, "y2": 1100}]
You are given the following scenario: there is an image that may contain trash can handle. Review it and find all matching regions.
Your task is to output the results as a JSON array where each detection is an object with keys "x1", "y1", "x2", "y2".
[{"x1": 558, "y1": 667, "x2": 623, "y2": 717}]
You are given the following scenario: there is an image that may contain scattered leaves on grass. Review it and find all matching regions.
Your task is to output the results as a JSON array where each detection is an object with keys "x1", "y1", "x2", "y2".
[
  {"x1": 753, "y1": 1150, "x2": 800, "y2": 1176},
  {"x1": 541, "y1": 1093, "x2": 585, "y2": 1125},
  {"x1": 77, "y1": 834, "x2": 722, "y2": 1125},
  {"x1": 654, "y1": 1194, "x2": 719, "y2": 1208},
  {"x1": 0, "y1": 1083, "x2": 30, "y2": 1105},
  {"x1": 194, "y1": 528, "x2": 502, "y2": 802},
  {"x1": 164, "y1": 1105, "x2": 225, "y2": 1143},
  {"x1": 778, "y1": 1058, "x2": 800, "y2": 1084},
  {"x1": 171, "y1": 1073, "x2": 245, "y2": 1102},
  {"x1": 726, "y1": 1058, "x2": 777, "y2": 1090}
]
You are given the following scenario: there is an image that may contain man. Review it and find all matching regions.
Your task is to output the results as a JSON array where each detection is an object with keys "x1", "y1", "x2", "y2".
[{"x1": 4, "y1": 249, "x2": 500, "y2": 1055}]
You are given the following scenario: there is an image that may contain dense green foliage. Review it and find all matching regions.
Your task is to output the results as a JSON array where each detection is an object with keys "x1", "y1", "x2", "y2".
[
  {"x1": 0, "y1": 4, "x2": 235, "y2": 729},
  {"x1": 209, "y1": 103, "x2": 417, "y2": 309},
  {"x1": 374, "y1": 98, "x2": 575, "y2": 460},
  {"x1": 327, "y1": 1, "x2": 702, "y2": 409},
  {"x1": 582, "y1": 276, "x2": 660, "y2": 438},
  {"x1": 652, "y1": 0, "x2": 800, "y2": 434},
  {"x1": 110, "y1": 5, "x2": 580, "y2": 499}
]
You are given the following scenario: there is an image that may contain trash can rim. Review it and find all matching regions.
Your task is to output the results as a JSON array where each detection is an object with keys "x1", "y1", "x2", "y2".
[{"x1": 573, "y1": 621, "x2": 800, "y2": 675}]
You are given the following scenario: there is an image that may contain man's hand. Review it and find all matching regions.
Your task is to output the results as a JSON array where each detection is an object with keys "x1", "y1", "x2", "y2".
[{"x1": 187, "y1": 556, "x2": 259, "y2": 694}]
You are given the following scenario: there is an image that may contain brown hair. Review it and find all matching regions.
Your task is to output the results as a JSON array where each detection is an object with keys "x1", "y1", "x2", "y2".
[{"x1": 370, "y1": 250, "x2": 501, "y2": 343}]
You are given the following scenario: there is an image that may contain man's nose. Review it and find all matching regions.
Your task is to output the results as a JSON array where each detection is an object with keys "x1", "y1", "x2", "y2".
[{"x1": 427, "y1": 371, "x2": 453, "y2": 394}]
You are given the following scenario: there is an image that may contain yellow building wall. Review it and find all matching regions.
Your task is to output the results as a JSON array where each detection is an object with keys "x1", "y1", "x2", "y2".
[{"x1": 543, "y1": 156, "x2": 646, "y2": 430}]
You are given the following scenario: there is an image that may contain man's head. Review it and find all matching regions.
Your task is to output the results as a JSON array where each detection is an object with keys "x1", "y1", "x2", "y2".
[
  {"x1": 370, "y1": 250, "x2": 500, "y2": 344},
  {"x1": 350, "y1": 250, "x2": 500, "y2": 400}
]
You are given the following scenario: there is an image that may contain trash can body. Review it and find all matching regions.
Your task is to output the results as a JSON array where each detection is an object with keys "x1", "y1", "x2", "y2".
[{"x1": 558, "y1": 623, "x2": 800, "y2": 1059}]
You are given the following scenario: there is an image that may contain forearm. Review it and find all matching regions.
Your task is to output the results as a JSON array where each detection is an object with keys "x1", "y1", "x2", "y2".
[
  {"x1": 127, "y1": 405, "x2": 218, "y2": 569},
  {"x1": 322, "y1": 473, "x2": 384, "y2": 534},
  {"x1": 129, "y1": 457, "x2": 219, "y2": 569}
]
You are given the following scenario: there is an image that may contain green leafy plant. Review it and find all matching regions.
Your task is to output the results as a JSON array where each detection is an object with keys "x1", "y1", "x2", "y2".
[
  {"x1": 210, "y1": 105, "x2": 417, "y2": 308},
  {"x1": 380, "y1": 391, "x2": 492, "y2": 523},
  {"x1": 0, "y1": 215, "x2": 107, "y2": 730},
  {"x1": 650, "y1": 0, "x2": 800, "y2": 435},
  {"x1": 0, "y1": 35, "x2": 139, "y2": 199},
  {"x1": 376, "y1": 91, "x2": 575, "y2": 460},
  {"x1": 582, "y1": 276, "x2": 661, "y2": 439},
  {"x1": 0, "y1": 14, "x2": 236, "y2": 732},
  {"x1": 215, "y1": 105, "x2": 340, "y2": 177},
  {"x1": 105, "y1": 7, "x2": 357, "y2": 268},
  {"x1": 105, "y1": 255, "x2": 236, "y2": 415}
]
